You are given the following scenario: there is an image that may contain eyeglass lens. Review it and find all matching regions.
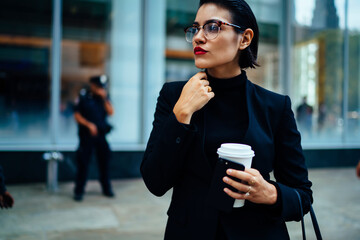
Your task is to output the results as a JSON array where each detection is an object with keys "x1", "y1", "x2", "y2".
[{"x1": 185, "y1": 22, "x2": 220, "y2": 42}]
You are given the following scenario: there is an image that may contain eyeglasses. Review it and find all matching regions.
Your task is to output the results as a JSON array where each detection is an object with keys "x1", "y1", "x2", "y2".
[{"x1": 184, "y1": 20, "x2": 243, "y2": 43}]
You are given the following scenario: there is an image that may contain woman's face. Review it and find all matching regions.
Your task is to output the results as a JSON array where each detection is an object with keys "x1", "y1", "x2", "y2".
[{"x1": 193, "y1": 3, "x2": 242, "y2": 75}]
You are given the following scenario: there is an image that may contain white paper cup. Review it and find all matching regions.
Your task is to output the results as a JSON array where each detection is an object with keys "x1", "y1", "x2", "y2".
[{"x1": 217, "y1": 143, "x2": 255, "y2": 208}]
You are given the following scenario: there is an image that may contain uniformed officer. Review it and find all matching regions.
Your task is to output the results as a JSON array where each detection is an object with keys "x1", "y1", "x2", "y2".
[{"x1": 73, "y1": 75, "x2": 114, "y2": 201}]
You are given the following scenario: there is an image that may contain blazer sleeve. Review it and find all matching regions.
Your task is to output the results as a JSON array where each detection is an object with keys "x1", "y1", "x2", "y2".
[
  {"x1": 141, "y1": 83, "x2": 198, "y2": 197},
  {"x1": 0, "y1": 165, "x2": 7, "y2": 195},
  {"x1": 273, "y1": 96, "x2": 313, "y2": 221}
]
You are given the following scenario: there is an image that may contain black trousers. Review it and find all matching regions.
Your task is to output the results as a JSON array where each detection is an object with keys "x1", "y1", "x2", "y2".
[{"x1": 74, "y1": 134, "x2": 111, "y2": 195}]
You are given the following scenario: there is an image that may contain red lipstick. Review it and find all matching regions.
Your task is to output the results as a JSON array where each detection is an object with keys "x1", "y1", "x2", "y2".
[{"x1": 194, "y1": 47, "x2": 207, "y2": 55}]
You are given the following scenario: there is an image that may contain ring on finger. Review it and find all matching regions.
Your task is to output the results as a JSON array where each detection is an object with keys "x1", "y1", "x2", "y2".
[
  {"x1": 249, "y1": 177, "x2": 256, "y2": 186},
  {"x1": 245, "y1": 186, "x2": 251, "y2": 196}
]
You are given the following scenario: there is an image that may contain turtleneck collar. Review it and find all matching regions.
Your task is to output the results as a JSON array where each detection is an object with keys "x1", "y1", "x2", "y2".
[{"x1": 206, "y1": 69, "x2": 247, "y2": 92}]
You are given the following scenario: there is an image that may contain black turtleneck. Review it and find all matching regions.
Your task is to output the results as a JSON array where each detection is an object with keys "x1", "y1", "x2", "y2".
[{"x1": 204, "y1": 70, "x2": 249, "y2": 166}]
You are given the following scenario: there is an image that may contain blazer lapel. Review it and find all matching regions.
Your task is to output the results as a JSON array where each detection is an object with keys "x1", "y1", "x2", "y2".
[
  {"x1": 242, "y1": 80, "x2": 269, "y2": 172},
  {"x1": 242, "y1": 79, "x2": 261, "y2": 169},
  {"x1": 243, "y1": 79, "x2": 255, "y2": 145}
]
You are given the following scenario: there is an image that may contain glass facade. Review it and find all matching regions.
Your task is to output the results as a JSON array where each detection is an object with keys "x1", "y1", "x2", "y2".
[
  {"x1": 0, "y1": 0, "x2": 359, "y2": 150},
  {"x1": 0, "y1": 0, "x2": 53, "y2": 146},
  {"x1": 292, "y1": 0, "x2": 345, "y2": 145},
  {"x1": 59, "y1": 0, "x2": 145, "y2": 146},
  {"x1": 59, "y1": 0, "x2": 113, "y2": 145},
  {"x1": 292, "y1": 0, "x2": 360, "y2": 147}
]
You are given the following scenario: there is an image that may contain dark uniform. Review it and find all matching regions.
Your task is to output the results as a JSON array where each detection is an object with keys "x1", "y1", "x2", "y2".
[{"x1": 73, "y1": 76, "x2": 113, "y2": 200}]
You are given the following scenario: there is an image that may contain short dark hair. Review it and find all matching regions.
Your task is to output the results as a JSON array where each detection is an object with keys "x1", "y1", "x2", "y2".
[{"x1": 199, "y1": 0, "x2": 260, "y2": 69}]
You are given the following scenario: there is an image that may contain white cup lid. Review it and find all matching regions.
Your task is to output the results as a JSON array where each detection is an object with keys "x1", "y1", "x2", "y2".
[{"x1": 217, "y1": 143, "x2": 255, "y2": 158}]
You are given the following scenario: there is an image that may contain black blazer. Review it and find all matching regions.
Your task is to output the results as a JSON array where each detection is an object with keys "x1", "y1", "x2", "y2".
[{"x1": 141, "y1": 76, "x2": 313, "y2": 240}]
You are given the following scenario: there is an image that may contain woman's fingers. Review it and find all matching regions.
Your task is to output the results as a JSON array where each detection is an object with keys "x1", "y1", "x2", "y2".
[
  {"x1": 224, "y1": 168, "x2": 278, "y2": 205},
  {"x1": 192, "y1": 71, "x2": 209, "y2": 88},
  {"x1": 223, "y1": 176, "x2": 249, "y2": 193},
  {"x1": 194, "y1": 71, "x2": 207, "y2": 80},
  {"x1": 173, "y1": 71, "x2": 214, "y2": 124},
  {"x1": 201, "y1": 80, "x2": 210, "y2": 87},
  {"x1": 226, "y1": 168, "x2": 247, "y2": 181},
  {"x1": 226, "y1": 168, "x2": 260, "y2": 185},
  {"x1": 224, "y1": 188, "x2": 248, "y2": 200},
  {"x1": 223, "y1": 170, "x2": 256, "y2": 200},
  {"x1": 185, "y1": 71, "x2": 214, "y2": 104}
]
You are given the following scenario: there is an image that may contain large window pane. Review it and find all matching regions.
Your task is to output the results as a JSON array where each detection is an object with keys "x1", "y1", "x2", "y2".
[
  {"x1": 292, "y1": 0, "x2": 344, "y2": 146},
  {"x1": 59, "y1": 0, "x2": 142, "y2": 146},
  {"x1": 347, "y1": 0, "x2": 360, "y2": 143},
  {"x1": 165, "y1": 0, "x2": 199, "y2": 83},
  {"x1": 59, "y1": 0, "x2": 112, "y2": 145},
  {"x1": 247, "y1": 0, "x2": 282, "y2": 93},
  {"x1": 0, "y1": 0, "x2": 52, "y2": 145}
]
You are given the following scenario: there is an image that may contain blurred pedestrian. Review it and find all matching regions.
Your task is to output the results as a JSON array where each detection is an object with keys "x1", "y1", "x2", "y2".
[
  {"x1": 356, "y1": 160, "x2": 360, "y2": 178},
  {"x1": 0, "y1": 165, "x2": 14, "y2": 209},
  {"x1": 317, "y1": 102, "x2": 326, "y2": 132},
  {"x1": 73, "y1": 75, "x2": 115, "y2": 201},
  {"x1": 296, "y1": 96, "x2": 313, "y2": 135}
]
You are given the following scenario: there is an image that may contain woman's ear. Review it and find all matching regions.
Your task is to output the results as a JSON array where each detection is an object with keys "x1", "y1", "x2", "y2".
[{"x1": 239, "y1": 28, "x2": 254, "y2": 50}]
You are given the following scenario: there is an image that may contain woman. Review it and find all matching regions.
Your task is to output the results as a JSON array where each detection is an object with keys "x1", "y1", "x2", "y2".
[{"x1": 141, "y1": 0, "x2": 313, "y2": 239}]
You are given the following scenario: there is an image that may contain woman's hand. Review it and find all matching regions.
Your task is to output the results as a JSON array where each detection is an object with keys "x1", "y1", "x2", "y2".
[
  {"x1": 223, "y1": 168, "x2": 278, "y2": 205},
  {"x1": 173, "y1": 72, "x2": 215, "y2": 124}
]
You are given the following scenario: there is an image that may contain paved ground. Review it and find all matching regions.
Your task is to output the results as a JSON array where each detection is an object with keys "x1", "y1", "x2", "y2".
[{"x1": 0, "y1": 168, "x2": 359, "y2": 240}]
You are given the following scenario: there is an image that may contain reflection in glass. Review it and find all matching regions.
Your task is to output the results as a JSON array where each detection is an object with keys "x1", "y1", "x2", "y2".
[
  {"x1": 292, "y1": 0, "x2": 344, "y2": 145},
  {"x1": 347, "y1": 0, "x2": 360, "y2": 143},
  {"x1": 60, "y1": 0, "x2": 143, "y2": 145},
  {"x1": 59, "y1": 0, "x2": 112, "y2": 144},
  {"x1": 0, "y1": 0, "x2": 52, "y2": 144},
  {"x1": 245, "y1": 0, "x2": 282, "y2": 93}
]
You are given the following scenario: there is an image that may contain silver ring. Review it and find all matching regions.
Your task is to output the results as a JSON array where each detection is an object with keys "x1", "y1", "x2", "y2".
[{"x1": 245, "y1": 186, "x2": 251, "y2": 196}]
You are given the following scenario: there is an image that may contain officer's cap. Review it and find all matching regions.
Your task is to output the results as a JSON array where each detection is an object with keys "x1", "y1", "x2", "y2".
[{"x1": 89, "y1": 75, "x2": 108, "y2": 88}]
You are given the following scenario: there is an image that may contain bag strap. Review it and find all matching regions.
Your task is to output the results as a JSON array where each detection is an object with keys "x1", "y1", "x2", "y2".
[
  {"x1": 310, "y1": 205, "x2": 323, "y2": 239},
  {"x1": 294, "y1": 190, "x2": 306, "y2": 240},
  {"x1": 294, "y1": 190, "x2": 323, "y2": 240}
]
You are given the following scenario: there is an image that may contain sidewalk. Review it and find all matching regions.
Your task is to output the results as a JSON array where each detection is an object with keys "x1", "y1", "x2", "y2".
[{"x1": 0, "y1": 168, "x2": 359, "y2": 240}]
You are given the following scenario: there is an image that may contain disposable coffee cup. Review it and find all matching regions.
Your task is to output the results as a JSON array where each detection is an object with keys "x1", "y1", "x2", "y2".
[{"x1": 217, "y1": 143, "x2": 255, "y2": 208}]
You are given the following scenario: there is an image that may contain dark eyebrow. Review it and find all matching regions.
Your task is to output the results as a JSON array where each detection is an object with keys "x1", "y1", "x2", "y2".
[{"x1": 192, "y1": 19, "x2": 221, "y2": 26}]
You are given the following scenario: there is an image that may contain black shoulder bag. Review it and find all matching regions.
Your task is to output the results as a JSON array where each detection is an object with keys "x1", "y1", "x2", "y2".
[{"x1": 294, "y1": 190, "x2": 323, "y2": 240}]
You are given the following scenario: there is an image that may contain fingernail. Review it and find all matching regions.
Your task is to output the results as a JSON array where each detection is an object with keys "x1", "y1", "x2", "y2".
[
  {"x1": 227, "y1": 169, "x2": 232, "y2": 174},
  {"x1": 223, "y1": 177, "x2": 229, "y2": 182}
]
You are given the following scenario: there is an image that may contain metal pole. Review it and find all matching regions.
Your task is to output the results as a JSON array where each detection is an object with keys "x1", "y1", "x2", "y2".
[
  {"x1": 43, "y1": 152, "x2": 63, "y2": 192},
  {"x1": 46, "y1": 0, "x2": 63, "y2": 192},
  {"x1": 50, "y1": 0, "x2": 62, "y2": 147},
  {"x1": 343, "y1": 0, "x2": 349, "y2": 143},
  {"x1": 140, "y1": 0, "x2": 147, "y2": 144},
  {"x1": 281, "y1": 0, "x2": 292, "y2": 95}
]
